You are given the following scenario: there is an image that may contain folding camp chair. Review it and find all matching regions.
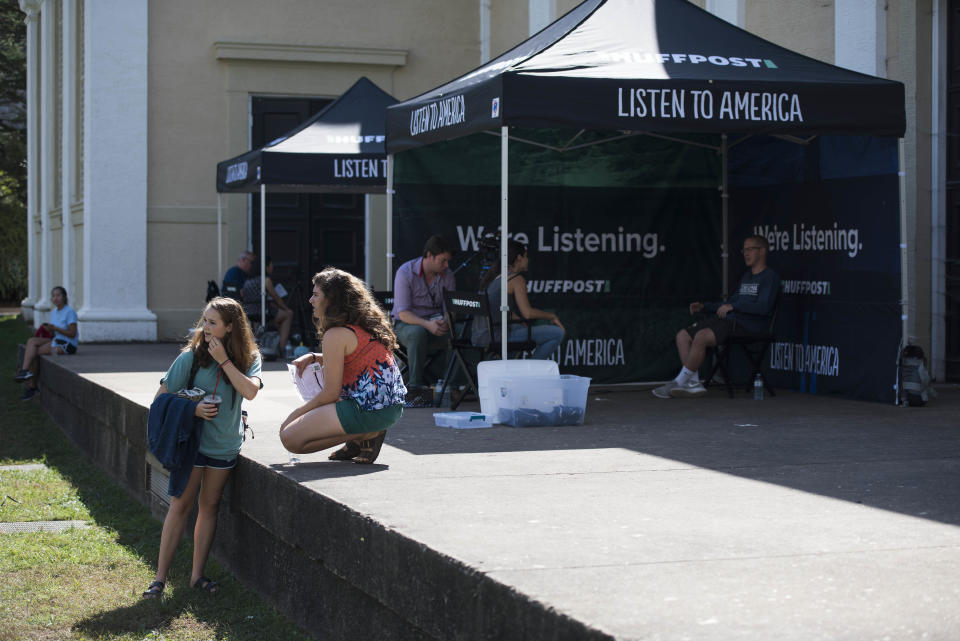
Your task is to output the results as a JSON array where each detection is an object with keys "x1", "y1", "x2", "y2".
[
  {"x1": 704, "y1": 292, "x2": 781, "y2": 398},
  {"x1": 372, "y1": 290, "x2": 410, "y2": 377},
  {"x1": 436, "y1": 290, "x2": 536, "y2": 410}
]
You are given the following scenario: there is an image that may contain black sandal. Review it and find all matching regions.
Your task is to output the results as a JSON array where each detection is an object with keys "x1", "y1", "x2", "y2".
[
  {"x1": 192, "y1": 576, "x2": 219, "y2": 593},
  {"x1": 353, "y1": 431, "x2": 386, "y2": 464},
  {"x1": 328, "y1": 440, "x2": 361, "y2": 461},
  {"x1": 142, "y1": 580, "x2": 165, "y2": 599}
]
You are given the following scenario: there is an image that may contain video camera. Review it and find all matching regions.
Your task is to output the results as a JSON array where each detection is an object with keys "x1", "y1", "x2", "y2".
[{"x1": 478, "y1": 232, "x2": 500, "y2": 266}]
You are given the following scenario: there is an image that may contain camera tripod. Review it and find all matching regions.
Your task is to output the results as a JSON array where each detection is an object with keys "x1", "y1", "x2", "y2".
[{"x1": 286, "y1": 272, "x2": 317, "y2": 349}]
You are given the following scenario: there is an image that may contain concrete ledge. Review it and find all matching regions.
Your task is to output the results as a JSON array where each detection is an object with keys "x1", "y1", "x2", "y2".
[{"x1": 35, "y1": 351, "x2": 612, "y2": 641}]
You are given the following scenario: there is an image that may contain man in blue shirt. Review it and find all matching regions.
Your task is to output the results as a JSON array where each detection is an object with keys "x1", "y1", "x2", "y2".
[
  {"x1": 654, "y1": 235, "x2": 780, "y2": 399},
  {"x1": 222, "y1": 251, "x2": 255, "y2": 300}
]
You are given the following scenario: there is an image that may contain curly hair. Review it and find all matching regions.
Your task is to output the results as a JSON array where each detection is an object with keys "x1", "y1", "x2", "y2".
[
  {"x1": 312, "y1": 267, "x2": 398, "y2": 352},
  {"x1": 184, "y1": 297, "x2": 260, "y2": 373}
]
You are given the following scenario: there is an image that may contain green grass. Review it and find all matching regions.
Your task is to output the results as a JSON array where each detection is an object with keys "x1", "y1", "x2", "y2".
[{"x1": 0, "y1": 314, "x2": 312, "y2": 641}]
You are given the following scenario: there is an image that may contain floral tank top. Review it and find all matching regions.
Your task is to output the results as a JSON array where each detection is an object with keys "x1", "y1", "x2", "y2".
[{"x1": 340, "y1": 324, "x2": 407, "y2": 410}]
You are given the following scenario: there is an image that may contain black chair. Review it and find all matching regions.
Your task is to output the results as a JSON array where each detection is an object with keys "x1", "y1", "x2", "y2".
[
  {"x1": 704, "y1": 293, "x2": 781, "y2": 398},
  {"x1": 437, "y1": 290, "x2": 536, "y2": 410},
  {"x1": 372, "y1": 291, "x2": 410, "y2": 377}
]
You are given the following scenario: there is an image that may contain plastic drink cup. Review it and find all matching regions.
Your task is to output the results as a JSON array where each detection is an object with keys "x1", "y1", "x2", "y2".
[{"x1": 203, "y1": 394, "x2": 222, "y2": 416}]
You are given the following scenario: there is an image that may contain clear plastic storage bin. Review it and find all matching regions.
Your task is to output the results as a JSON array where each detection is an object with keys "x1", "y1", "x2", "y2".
[{"x1": 478, "y1": 360, "x2": 559, "y2": 422}]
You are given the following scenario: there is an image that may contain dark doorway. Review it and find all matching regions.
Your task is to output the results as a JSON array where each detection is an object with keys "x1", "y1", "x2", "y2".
[
  {"x1": 947, "y1": 0, "x2": 960, "y2": 380},
  {"x1": 250, "y1": 96, "x2": 367, "y2": 347}
]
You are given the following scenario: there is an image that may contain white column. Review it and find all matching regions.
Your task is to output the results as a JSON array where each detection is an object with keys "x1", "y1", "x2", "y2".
[
  {"x1": 61, "y1": 0, "x2": 77, "y2": 300},
  {"x1": 18, "y1": 0, "x2": 41, "y2": 322},
  {"x1": 835, "y1": 0, "x2": 886, "y2": 77},
  {"x1": 479, "y1": 0, "x2": 491, "y2": 63},
  {"x1": 528, "y1": 0, "x2": 553, "y2": 36},
  {"x1": 930, "y1": 0, "x2": 947, "y2": 380},
  {"x1": 36, "y1": 0, "x2": 56, "y2": 322},
  {"x1": 706, "y1": 0, "x2": 745, "y2": 27},
  {"x1": 79, "y1": 0, "x2": 157, "y2": 341}
]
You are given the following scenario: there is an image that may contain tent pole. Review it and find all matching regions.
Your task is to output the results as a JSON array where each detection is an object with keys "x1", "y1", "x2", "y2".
[
  {"x1": 501, "y1": 126, "x2": 509, "y2": 361},
  {"x1": 721, "y1": 133, "x2": 729, "y2": 299},
  {"x1": 364, "y1": 194, "x2": 371, "y2": 286},
  {"x1": 899, "y1": 138, "x2": 908, "y2": 348},
  {"x1": 260, "y1": 184, "x2": 266, "y2": 329},
  {"x1": 386, "y1": 154, "x2": 394, "y2": 291},
  {"x1": 217, "y1": 193, "x2": 223, "y2": 284}
]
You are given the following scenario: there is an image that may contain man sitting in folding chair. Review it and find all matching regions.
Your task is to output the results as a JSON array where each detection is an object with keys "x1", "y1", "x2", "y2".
[
  {"x1": 653, "y1": 234, "x2": 779, "y2": 399},
  {"x1": 391, "y1": 235, "x2": 457, "y2": 390}
]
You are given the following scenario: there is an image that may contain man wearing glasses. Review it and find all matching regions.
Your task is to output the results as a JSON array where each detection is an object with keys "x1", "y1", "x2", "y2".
[{"x1": 653, "y1": 234, "x2": 779, "y2": 398}]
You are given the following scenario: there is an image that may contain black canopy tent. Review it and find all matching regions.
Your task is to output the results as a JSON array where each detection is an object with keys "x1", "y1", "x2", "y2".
[
  {"x1": 215, "y1": 77, "x2": 396, "y2": 326},
  {"x1": 384, "y1": 0, "x2": 905, "y2": 364}
]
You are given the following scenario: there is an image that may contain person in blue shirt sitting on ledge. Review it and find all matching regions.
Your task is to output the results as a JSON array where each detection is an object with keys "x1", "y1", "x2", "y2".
[{"x1": 654, "y1": 234, "x2": 779, "y2": 399}]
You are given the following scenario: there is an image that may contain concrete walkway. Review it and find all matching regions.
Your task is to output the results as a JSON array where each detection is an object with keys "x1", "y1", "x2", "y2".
[{"x1": 48, "y1": 344, "x2": 960, "y2": 640}]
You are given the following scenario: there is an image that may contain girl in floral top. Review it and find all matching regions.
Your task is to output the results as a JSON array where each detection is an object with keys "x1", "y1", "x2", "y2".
[{"x1": 280, "y1": 267, "x2": 406, "y2": 464}]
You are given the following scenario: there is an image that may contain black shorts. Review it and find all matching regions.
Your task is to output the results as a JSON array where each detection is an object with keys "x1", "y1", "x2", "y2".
[{"x1": 685, "y1": 317, "x2": 740, "y2": 344}]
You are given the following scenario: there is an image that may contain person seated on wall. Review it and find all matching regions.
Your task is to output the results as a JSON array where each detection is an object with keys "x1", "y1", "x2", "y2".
[
  {"x1": 653, "y1": 234, "x2": 779, "y2": 399},
  {"x1": 476, "y1": 240, "x2": 565, "y2": 360},
  {"x1": 15, "y1": 286, "x2": 79, "y2": 401},
  {"x1": 241, "y1": 255, "x2": 293, "y2": 356},
  {"x1": 221, "y1": 250, "x2": 255, "y2": 300},
  {"x1": 391, "y1": 234, "x2": 456, "y2": 389}
]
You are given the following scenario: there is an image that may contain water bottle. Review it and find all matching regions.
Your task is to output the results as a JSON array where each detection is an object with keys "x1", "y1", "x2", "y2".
[
  {"x1": 435, "y1": 378, "x2": 449, "y2": 407},
  {"x1": 284, "y1": 341, "x2": 294, "y2": 359},
  {"x1": 753, "y1": 373, "x2": 764, "y2": 400}
]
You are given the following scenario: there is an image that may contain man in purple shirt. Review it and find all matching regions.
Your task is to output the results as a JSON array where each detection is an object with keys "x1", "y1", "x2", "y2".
[{"x1": 392, "y1": 235, "x2": 457, "y2": 387}]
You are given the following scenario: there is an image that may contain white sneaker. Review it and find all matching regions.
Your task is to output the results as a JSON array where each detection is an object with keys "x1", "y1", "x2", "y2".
[
  {"x1": 670, "y1": 379, "x2": 707, "y2": 397},
  {"x1": 652, "y1": 381, "x2": 677, "y2": 399}
]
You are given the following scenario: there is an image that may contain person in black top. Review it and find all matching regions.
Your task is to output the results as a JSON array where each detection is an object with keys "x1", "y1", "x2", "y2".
[{"x1": 654, "y1": 234, "x2": 779, "y2": 399}]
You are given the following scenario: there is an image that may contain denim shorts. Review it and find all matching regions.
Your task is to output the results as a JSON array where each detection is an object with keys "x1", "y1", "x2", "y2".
[
  {"x1": 193, "y1": 452, "x2": 237, "y2": 469},
  {"x1": 53, "y1": 338, "x2": 77, "y2": 355}
]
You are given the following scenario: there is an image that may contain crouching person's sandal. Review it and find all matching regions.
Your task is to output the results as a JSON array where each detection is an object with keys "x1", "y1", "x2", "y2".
[
  {"x1": 328, "y1": 440, "x2": 361, "y2": 461},
  {"x1": 142, "y1": 580, "x2": 165, "y2": 599},
  {"x1": 353, "y1": 431, "x2": 386, "y2": 464}
]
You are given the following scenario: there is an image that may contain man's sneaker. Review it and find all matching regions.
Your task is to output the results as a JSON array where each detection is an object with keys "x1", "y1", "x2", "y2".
[
  {"x1": 20, "y1": 387, "x2": 37, "y2": 401},
  {"x1": 652, "y1": 381, "x2": 678, "y2": 398},
  {"x1": 670, "y1": 379, "x2": 708, "y2": 398},
  {"x1": 14, "y1": 369, "x2": 32, "y2": 382}
]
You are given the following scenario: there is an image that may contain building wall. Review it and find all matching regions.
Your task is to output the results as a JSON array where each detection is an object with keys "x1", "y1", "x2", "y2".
[
  {"x1": 21, "y1": 0, "x2": 944, "y2": 372},
  {"x1": 145, "y1": 0, "x2": 481, "y2": 339}
]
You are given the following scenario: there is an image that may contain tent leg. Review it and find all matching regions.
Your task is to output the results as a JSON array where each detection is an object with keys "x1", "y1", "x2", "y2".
[
  {"x1": 501, "y1": 126, "x2": 509, "y2": 361},
  {"x1": 217, "y1": 193, "x2": 223, "y2": 284},
  {"x1": 260, "y1": 184, "x2": 266, "y2": 329},
  {"x1": 721, "y1": 133, "x2": 729, "y2": 299},
  {"x1": 386, "y1": 154, "x2": 394, "y2": 291},
  {"x1": 364, "y1": 194, "x2": 371, "y2": 286},
  {"x1": 898, "y1": 137, "x2": 908, "y2": 402}
]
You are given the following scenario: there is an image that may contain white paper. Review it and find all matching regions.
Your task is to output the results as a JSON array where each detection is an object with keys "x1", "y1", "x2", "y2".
[
  {"x1": 288, "y1": 362, "x2": 324, "y2": 401},
  {"x1": 274, "y1": 283, "x2": 288, "y2": 299}
]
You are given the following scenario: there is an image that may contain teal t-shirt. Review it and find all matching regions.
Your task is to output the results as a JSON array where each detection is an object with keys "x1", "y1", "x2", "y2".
[{"x1": 162, "y1": 350, "x2": 262, "y2": 460}]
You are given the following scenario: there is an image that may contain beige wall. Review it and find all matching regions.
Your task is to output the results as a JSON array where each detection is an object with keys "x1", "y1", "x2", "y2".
[
  {"x1": 747, "y1": 1, "x2": 834, "y2": 65},
  {"x1": 146, "y1": 0, "x2": 482, "y2": 339}
]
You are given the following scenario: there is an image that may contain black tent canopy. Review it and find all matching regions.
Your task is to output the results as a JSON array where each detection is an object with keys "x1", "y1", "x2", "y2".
[
  {"x1": 386, "y1": 0, "x2": 904, "y2": 151},
  {"x1": 215, "y1": 77, "x2": 396, "y2": 327},
  {"x1": 218, "y1": 76, "x2": 396, "y2": 193},
  {"x1": 384, "y1": 0, "x2": 906, "y2": 360}
]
